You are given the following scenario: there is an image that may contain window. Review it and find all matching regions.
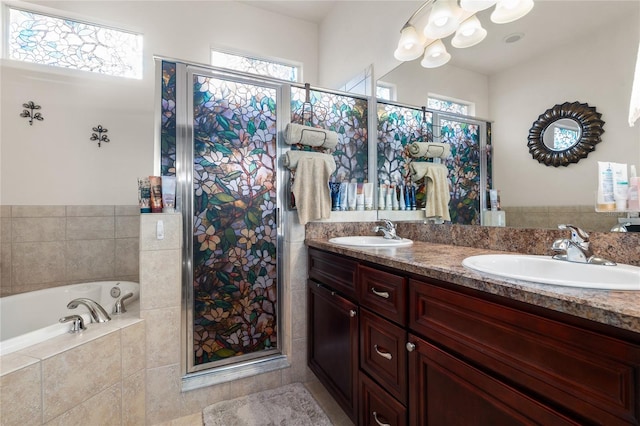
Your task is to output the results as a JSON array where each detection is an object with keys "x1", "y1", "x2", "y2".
[
  {"x1": 211, "y1": 50, "x2": 300, "y2": 82},
  {"x1": 7, "y1": 7, "x2": 143, "y2": 78},
  {"x1": 553, "y1": 126, "x2": 580, "y2": 150},
  {"x1": 376, "y1": 82, "x2": 396, "y2": 101},
  {"x1": 427, "y1": 96, "x2": 471, "y2": 116}
]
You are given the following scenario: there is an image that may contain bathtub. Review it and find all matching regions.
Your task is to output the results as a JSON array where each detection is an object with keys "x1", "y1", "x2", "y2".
[{"x1": 0, "y1": 281, "x2": 139, "y2": 356}]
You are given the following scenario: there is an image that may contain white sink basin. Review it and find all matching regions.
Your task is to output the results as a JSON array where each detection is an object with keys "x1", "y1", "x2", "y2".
[
  {"x1": 328, "y1": 236, "x2": 413, "y2": 248},
  {"x1": 462, "y1": 254, "x2": 640, "y2": 290}
]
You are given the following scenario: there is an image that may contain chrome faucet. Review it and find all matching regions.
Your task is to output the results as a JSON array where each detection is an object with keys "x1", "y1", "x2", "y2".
[
  {"x1": 67, "y1": 298, "x2": 111, "y2": 323},
  {"x1": 551, "y1": 224, "x2": 616, "y2": 266},
  {"x1": 112, "y1": 292, "x2": 134, "y2": 315},
  {"x1": 373, "y1": 219, "x2": 400, "y2": 240}
]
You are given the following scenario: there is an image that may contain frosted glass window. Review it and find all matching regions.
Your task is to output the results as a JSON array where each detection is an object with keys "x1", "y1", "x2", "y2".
[
  {"x1": 8, "y1": 8, "x2": 142, "y2": 78},
  {"x1": 211, "y1": 50, "x2": 299, "y2": 82},
  {"x1": 427, "y1": 97, "x2": 469, "y2": 116}
]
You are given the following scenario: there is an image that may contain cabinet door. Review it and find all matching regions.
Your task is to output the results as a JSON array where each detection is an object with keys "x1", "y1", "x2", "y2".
[
  {"x1": 308, "y1": 280, "x2": 359, "y2": 422},
  {"x1": 360, "y1": 372, "x2": 407, "y2": 426},
  {"x1": 407, "y1": 334, "x2": 579, "y2": 426}
]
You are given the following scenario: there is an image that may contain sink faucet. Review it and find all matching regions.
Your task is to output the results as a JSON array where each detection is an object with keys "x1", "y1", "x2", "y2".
[
  {"x1": 551, "y1": 224, "x2": 616, "y2": 266},
  {"x1": 67, "y1": 298, "x2": 111, "y2": 323},
  {"x1": 373, "y1": 219, "x2": 401, "y2": 240}
]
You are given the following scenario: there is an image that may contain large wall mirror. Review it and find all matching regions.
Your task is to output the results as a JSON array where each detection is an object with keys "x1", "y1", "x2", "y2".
[
  {"x1": 527, "y1": 102, "x2": 605, "y2": 168},
  {"x1": 376, "y1": 1, "x2": 639, "y2": 232}
]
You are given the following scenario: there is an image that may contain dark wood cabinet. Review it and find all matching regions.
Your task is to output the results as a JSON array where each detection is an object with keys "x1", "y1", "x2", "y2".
[{"x1": 307, "y1": 246, "x2": 640, "y2": 426}]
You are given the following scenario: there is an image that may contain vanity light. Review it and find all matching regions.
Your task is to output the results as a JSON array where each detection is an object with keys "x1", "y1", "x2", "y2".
[
  {"x1": 491, "y1": 0, "x2": 535, "y2": 24},
  {"x1": 393, "y1": 0, "x2": 534, "y2": 68},
  {"x1": 451, "y1": 15, "x2": 487, "y2": 48},
  {"x1": 421, "y1": 39, "x2": 452, "y2": 68}
]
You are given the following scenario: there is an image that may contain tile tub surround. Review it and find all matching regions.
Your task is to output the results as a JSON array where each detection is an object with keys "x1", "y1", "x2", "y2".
[
  {"x1": 501, "y1": 205, "x2": 629, "y2": 232},
  {"x1": 0, "y1": 313, "x2": 146, "y2": 425},
  {"x1": 305, "y1": 221, "x2": 640, "y2": 266},
  {"x1": 305, "y1": 224, "x2": 640, "y2": 334},
  {"x1": 0, "y1": 205, "x2": 140, "y2": 296}
]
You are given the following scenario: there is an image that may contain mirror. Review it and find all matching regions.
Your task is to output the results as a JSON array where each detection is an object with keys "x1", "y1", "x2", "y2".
[
  {"x1": 527, "y1": 102, "x2": 604, "y2": 167},
  {"x1": 376, "y1": 1, "x2": 640, "y2": 231}
]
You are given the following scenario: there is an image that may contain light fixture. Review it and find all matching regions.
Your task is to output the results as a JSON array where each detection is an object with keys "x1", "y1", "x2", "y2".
[
  {"x1": 394, "y1": 0, "x2": 534, "y2": 69},
  {"x1": 491, "y1": 0, "x2": 534, "y2": 24},
  {"x1": 451, "y1": 15, "x2": 487, "y2": 48},
  {"x1": 420, "y1": 40, "x2": 451, "y2": 68},
  {"x1": 423, "y1": 0, "x2": 462, "y2": 39}
]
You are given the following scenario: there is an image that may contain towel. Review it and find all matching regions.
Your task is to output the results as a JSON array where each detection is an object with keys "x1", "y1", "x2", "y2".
[
  {"x1": 409, "y1": 162, "x2": 430, "y2": 181},
  {"x1": 284, "y1": 123, "x2": 339, "y2": 150},
  {"x1": 408, "y1": 142, "x2": 451, "y2": 159},
  {"x1": 283, "y1": 150, "x2": 336, "y2": 171},
  {"x1": 629, "y1": 41, "x2": 640, "y2": 126},
  {"x1": 291, "y1": 156, "x2": 337, "y2": 225},
  {"x1": 424, "y1": 163, "x2": 451, "y2": 221}
]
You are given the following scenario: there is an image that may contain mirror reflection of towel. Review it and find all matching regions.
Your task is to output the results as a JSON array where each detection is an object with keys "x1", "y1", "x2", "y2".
[
  {"x1": 424, "y1": 163, "x2": 451, "y2": 221},
  {"x1": 284, "y1": 123, "x2": 339, "y2": 149},
  {"x1": 291, "y1": 155, "x2": 336, "y2": 225},
  {"x1": 283, "y1": 150, "x2": 335, "y2": 171},
  {"x1": 408, "y1": 142, "x2": 450, "y2": 159}
]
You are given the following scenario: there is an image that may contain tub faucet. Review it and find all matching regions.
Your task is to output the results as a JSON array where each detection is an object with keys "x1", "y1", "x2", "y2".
[
  {"x1": 67, "y1": 298, "x2": 111, "y2": 323},
  {"x1": 551, "y1": 224, "x2": 616, "y2": 266},
  {"x1": 112, "y1": 292, "x2": 134, "y2": 315},
  {"x1": 373, "y1": 219, "x2": 400, "y2": 240}
]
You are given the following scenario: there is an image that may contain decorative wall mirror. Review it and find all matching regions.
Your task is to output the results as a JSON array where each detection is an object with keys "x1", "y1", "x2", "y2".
[{"x1": 527, "y1": 101, "x2": 605, "y2": 167}]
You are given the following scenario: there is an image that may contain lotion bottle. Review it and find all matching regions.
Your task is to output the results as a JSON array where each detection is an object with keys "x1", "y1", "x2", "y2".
[{"x1": 628, "y1": 165, "x2": 640, "y2": 211}]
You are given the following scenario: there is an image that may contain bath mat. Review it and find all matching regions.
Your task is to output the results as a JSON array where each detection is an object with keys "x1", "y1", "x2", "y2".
[{"x1": 202, "y1": 382, "x2": 332, "y2": 426}]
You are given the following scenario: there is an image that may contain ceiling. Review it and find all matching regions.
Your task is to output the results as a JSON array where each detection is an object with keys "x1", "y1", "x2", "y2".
[{"x1": 240, "y1": 1, "x2": 639, "y2": 76}]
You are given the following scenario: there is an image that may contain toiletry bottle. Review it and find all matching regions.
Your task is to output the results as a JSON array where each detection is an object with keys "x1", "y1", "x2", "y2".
[
  {"x1": 391, "y1": 184, "x2": 399, "y2": 210},
  {"x1": 385, "y1": 181, "x2": 393, "y2": 210},
  {"x1": 629, "y1": 165, "x2": 640, "y2": 211},
  {"x1": 399, "y1": 184, "x2": 406, "y2": 211},
  {"x1": 378, "y1": 182, "x2": 386, "y2": 210}
]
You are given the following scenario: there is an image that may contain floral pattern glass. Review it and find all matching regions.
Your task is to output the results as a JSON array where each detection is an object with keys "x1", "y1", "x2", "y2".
[
  {"x1": 191, "y1": 74, "x2": 278, "y2": 366},
  {"x1": 291, "y1": 87, "x2": 368, "y2": 183},
  {"x1": 161, "y1": 61, "x2": 177, "y2": 176}
]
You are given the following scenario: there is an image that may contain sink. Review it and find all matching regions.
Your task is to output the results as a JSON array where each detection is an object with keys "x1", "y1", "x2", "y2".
[
  {"x1": 328, "y1": 236, "x2": 413, "y2": 248},
  {"x1": 462, "y1": 254, "x2": 640, "y2": 290}
]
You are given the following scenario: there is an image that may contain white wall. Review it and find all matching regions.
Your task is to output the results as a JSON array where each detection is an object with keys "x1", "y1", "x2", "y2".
[
  {"x1": 490, "y1": 13, "x2": 640, "y2": 207},
  {"x1": 1, "y1": 0, "x2": 319, "y2": 205}
]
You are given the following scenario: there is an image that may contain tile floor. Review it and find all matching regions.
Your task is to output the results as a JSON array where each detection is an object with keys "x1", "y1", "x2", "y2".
[{"x1": 154, "y1": 380, "x2": 353, "y2": 426}]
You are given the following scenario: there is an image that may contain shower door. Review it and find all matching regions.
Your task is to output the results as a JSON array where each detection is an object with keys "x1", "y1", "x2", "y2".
[{"x1": 183, "y1": 67, "x2": 282, "y2": 373}]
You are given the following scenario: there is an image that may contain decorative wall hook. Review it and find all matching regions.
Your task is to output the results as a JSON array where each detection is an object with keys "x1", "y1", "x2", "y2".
[
  {"x1": 20, "y1": 101, "x2": 43, "y2": 125},
  {"x1": 90, "y1": 125, "x2": 110, "y2": 147}
]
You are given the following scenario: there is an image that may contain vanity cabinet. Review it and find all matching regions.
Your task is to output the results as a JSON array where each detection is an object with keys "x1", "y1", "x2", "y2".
[{"x1": 307, "y1": 246, "x2": 640, "y2": 426}]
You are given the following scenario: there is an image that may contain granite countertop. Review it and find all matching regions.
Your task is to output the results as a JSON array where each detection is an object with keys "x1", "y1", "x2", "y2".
[{"x1": 306, "y1": 239, "x2": 640, "y2": 334}]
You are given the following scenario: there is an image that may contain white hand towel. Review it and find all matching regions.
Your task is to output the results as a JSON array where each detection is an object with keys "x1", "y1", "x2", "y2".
[
  {"x1": 408, "y1": 142, "x2": 451, "y2": 159},
  {"x1": 283, "y1": 150, "x2": 336, "y2": 171},
  {"x1": 291, "y1": 155, "x2": 337, "y2": 225},
  {"x1": 409, "y1": 162, "x2": 430, "y2": 181},
  {"x1": 424, "y1": 163, "x2": 451, "y2": 221},
  {"x1": 284, "y1": 123, "x2": 339, "y2": 150}
]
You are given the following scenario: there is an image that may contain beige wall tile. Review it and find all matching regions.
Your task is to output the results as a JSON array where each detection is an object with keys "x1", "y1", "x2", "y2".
[
  {"x1": 65, "y1": 205, "x2": 115, "y2": 217},
  {"x1": 0, "y1": 205, "x2": 11, "y2": 217},
  {"x1": 1, "y1": 243, "x2": 11, "y2": 292},
  {"x1": 281, "y1": 337, "x2": 312, "y2": 384},
  {"x1": 291, "y1": 289, "x2": 306, "y2": 340},
  {"x1": 122, "y1": 369, "x2": 146, "y2": 426},
  {"x1": 65, "y1": 239, "x2": 115, "y2": 281},
  {"x1": 180, "y1": 381, "x2": 231, "y2": 417},
  {"x1": 12, "y1": 217, "x2": 66, "y2": 242},
  {"x1": 12, "y1": 241, "x2": 66, "y2": 285},
  {"x1": 288, "y1": 241, "x2": 307, "y2": 292},
  {"x1": 139, "y1": 213, "x2": 182, "y2": 251},
  {"x1": 45, "y1": 382, "x2": 121, "y2": 426},
  {"x1": 66, "y1": 216, "x2": 115, "y2": 240},
  {"x1": 12, "y1": 206, "x2": 65, "y2": 218},
  {"x1": 225, "y1": 370, "x2": 283, "y2": 400},
  {"x1": 0, "y1": 353, "x2": 40, "y2": 377},
  {"x1": 116, "y1": 215, "x2": 140, "y2": 238},
  {"x1": 115, "y1": 238, "x2": 139, "y2": 277},
  {"x1": 139, "y1": 249, "x2": 181, "y2": 310},
  {"x1": 0, "y1": 363, "x2": 42, "y2": 426},
  {"x1": 121, "y1": 321, "x2": 146, "y2": 377},
  {"x1": 115, "y1": 205, "x2": 140, "y2": 216},
  {"x1": 146, "y1": 364, "x2": 182, "y2": 426},
  {"x1": 42, "y1": 332, "x2": 121, "y2": 422},
  {"x1": 141, "y1": 306, "x2": 181, "y2": 369},
  {"x1": 1, "y1": 217, "x2": 11, "y2": 243}
]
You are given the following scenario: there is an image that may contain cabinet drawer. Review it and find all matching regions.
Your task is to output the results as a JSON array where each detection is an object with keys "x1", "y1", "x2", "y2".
[
  {"x1": 410, "y1": 278, "x2": 640, "y2": 425},
  {"x1": 360, "y1": 372, "x2": 407, "y2": 426},
  {"x1": 309, "y1": 248, "x2": 358, "y2": 299},
  {"x1": 360, "y1": 308, "x2": 408, "y2": 404},
  {"x1": 359, "y1": 264, "x2": 407, "y2": 325}
]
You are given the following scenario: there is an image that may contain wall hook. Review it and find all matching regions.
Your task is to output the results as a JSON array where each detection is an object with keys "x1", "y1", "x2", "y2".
[
  {"x1": 20, "y1": 101, "x2": 43, "y2": 125},
  {"x1": 90, "y1": 125, "x2": 110, "y2": 147}
]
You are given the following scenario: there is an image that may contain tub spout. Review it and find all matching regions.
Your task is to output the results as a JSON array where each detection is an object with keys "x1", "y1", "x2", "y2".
[
  {"x1": 112, "y1": 292, "x2": 134, "y2": 315},
  {"x1": 67, "y1": 298, "x2": 111, "y2": 323}
]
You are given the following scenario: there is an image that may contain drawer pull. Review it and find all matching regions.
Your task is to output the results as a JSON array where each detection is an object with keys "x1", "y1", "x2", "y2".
[
  {"x1": 349, "y1": 310, "x2": 357, "y2": 318},
  {"x1": 374, "y1": 344, "x2": 392, "y2": 360},
  {"x1": 373, "y1": 411, "x2": 390, "y2": 426},
  {"x1": 371, "y1": 287, "x2": 390, "y2": 299}
]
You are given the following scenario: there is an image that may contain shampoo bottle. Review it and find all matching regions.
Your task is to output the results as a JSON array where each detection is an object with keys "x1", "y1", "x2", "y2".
[{"x1": 628, "y1": 165, "x2": 640, "y2": 211}]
